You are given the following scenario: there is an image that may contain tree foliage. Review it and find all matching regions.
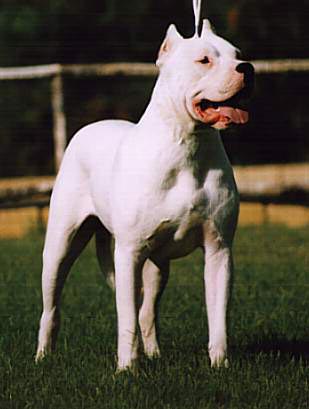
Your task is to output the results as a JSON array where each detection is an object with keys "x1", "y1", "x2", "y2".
[{"x1": 0, "y1": 0, "x2": 308, "y2": 66}]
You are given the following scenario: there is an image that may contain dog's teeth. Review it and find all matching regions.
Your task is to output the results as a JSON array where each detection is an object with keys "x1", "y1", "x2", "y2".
[{"x1": 215, "y1": 107, "x2": 220, "y2": 112}]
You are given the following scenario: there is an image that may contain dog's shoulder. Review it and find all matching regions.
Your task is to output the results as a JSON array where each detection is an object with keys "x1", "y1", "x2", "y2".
[
  {"x1": 57, "y1": 119, "x2": 135, "y2": 182},
  {"x1": 72, "y1": 119, "x2": 134, "y2": 146}
]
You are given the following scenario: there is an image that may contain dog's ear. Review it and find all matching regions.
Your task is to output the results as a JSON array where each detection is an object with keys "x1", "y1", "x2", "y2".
[
  {"x1": 201, "y1": 19, "x2": 237, "y2": 54},
  {"x1": 156, "y1": 24, "x2": 183, "y2": 67},
  {"x1": 201, "y1": 19, "x2": 216, "y2": 37}
]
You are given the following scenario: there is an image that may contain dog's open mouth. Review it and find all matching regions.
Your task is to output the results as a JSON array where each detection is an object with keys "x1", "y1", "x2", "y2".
[{"x1": 193, "y1": 92, "x2": 249, "y2": 129}]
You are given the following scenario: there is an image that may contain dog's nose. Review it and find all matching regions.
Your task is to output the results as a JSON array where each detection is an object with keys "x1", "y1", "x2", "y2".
[
  {"x1": 236, "y1": 62, "x2": 255, "y2": 82},
  {"x1": 236, "y1": 62, "x2": 254, "y2": 75},
  {"x1": 236, "y1": 62, "x2": 255, "y2": 92}
]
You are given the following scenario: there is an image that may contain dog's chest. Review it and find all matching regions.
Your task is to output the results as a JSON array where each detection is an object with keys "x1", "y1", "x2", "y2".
[
  {"x1": 129, "y1": 172, "x2": 232, "y2": 263},
  {"x1": 147, "y1": 163, "x2": 237, "y2": 247},
  {"x1": 110, "y1": 130, "x2": 237, "y2": 246}
]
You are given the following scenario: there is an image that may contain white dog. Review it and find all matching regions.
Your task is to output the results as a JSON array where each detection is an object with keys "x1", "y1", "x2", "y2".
[{"x1": 36, "y1": 20, "x2": 254, "y2": 372}]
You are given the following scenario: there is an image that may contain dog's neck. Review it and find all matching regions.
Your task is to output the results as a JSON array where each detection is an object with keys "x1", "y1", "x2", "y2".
[
  {"x1": 138, "y1": 75, "x2": 195, "y2": 140},
  {"x1": 137, "y1": 75, "x2": 227, "y2": 163}
]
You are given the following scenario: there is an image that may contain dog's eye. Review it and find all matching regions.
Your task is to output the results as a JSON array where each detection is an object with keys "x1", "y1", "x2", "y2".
[{"x1": 199, "y1": 56, "x2": 210, "y2": 64}]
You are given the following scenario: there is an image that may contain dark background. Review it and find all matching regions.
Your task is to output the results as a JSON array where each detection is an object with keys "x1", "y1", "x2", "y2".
[{"x1": 0, "y1": 0, "x2": 309, "y2": 176}]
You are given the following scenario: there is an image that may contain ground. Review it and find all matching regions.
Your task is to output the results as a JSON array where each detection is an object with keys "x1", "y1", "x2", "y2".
[{"x1": 0, "y1": 225, "x2": 308, "y2": 408}]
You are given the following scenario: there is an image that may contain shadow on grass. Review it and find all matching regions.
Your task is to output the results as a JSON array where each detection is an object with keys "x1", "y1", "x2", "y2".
[{"x1": 246, "y1": 338, "x2": 309, "y2": 362}]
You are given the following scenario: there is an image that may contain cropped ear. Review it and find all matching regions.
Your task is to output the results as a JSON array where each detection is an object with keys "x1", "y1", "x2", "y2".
[
  {"x1": 156, "y1": 24, "x2": 183, "y2": 67},
  {"x1": 200, "y1": 18, "x2": 237, "y2": 53},
  {"x1": 200, "y1": 19, "x2": 216, "y2": 38}
]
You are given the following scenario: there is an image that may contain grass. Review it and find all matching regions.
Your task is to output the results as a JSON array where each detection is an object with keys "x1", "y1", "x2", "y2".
[{"x1": 0, "y1": 225, "x2": 308, "y2": 408}]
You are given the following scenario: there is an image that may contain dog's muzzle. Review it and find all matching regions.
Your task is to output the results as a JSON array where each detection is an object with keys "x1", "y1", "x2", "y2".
[{"x1": 192, "y1": 62, "x2": 255, "y2": 129}]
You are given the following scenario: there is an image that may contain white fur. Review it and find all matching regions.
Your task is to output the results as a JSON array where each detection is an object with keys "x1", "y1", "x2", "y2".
[{"x1": 36, "y1": 21, "x2": 248, "y2": 372}]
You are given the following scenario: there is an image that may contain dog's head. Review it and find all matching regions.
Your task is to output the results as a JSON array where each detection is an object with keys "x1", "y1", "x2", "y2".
[{"x1": 156, "y1": 20, "x2": 254, "y2": 130}]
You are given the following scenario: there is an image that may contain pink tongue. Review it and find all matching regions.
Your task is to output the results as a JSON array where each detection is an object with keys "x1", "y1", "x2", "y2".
[{"x1": 219, "y1": 107, "x2": 249, "y2": 124}]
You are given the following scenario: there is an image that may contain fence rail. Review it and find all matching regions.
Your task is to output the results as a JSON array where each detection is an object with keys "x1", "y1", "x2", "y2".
[
  {"x1": 1, "y1": 59, "x2": 309, "y2": 80},
  {"x1": 0, "y1": 164, "x2": 308, "y2": 210}
]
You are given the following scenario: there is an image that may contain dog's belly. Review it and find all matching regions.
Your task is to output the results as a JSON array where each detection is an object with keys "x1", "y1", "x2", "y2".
[{"x1": 149, "y1": 225, "x2": 203, "y2": 263}]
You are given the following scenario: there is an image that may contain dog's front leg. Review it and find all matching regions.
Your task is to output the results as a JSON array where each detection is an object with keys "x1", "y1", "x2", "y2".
[
  {"x1": 114, "y1": 242, "x2": 143, "y2": 373},
  {"x1": 204, "y1": 236, "x2": 233, "y2": 368}
]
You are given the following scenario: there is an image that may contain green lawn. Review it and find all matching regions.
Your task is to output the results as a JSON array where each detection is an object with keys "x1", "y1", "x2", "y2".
[{"x1": 0, "y1": 225, "x2": 308, "y2": 408}]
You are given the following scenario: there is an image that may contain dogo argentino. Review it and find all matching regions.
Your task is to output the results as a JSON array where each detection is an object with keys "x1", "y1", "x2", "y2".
[{"x1": 36, "y1": 19, "x2": 254, "y2": 372}]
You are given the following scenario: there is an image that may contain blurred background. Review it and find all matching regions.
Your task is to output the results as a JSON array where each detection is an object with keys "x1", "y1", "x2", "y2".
[{"x1": 0, "y1": 0, "x2": 308, "y2": 235}]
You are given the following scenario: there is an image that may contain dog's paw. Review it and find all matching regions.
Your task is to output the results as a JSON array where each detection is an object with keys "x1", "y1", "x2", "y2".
[
  {"x1": 35, "y1": 348, "x2": 47, "y2": 363},
  {"x1": 115, "y1": 359, "x2": 139, "y2": 377},
  {"x1": 209, "y1": 345, "x2": 228, "y2": 368},
  {"x1": 144, "y1": 345, "x2": 161, "y2": 360},
  {"x1": 211, "y1": 356, "x2": 229, "y2": 368}
]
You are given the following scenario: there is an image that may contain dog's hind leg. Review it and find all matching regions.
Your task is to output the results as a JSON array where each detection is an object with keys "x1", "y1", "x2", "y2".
[
  {"x1": 95, "y1": 226, "x2": 115, "y2": 291},
  {"x1": 139, "y1": 259, "x2": 169, "y2": 359},
  {"x1": 35, "y1": 185, "x2": 96, "y2": 361}
]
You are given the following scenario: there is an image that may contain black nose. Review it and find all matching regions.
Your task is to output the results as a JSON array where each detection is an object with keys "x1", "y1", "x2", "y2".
[
  {"x1": 236, "y1": 62, "x2": 255, "y2": 92},
  {"x1": 236, "y1": 62, "x2": 254, "y2": 75},
  {"x1": 236, "y1": 62, "x2": 254, "y2": 80}
]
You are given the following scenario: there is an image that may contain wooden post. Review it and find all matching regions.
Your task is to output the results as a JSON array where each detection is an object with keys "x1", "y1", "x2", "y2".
[{"x1": 51, "y1": 73, "x2": 67, "y2": 173}]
